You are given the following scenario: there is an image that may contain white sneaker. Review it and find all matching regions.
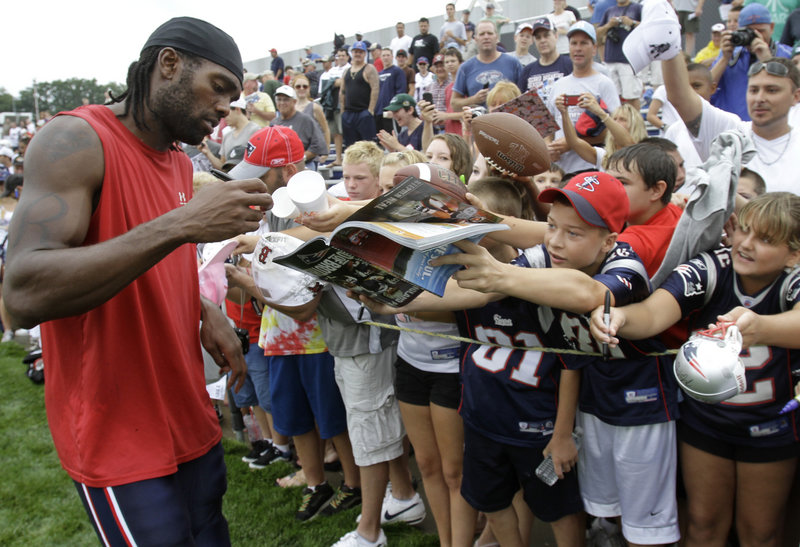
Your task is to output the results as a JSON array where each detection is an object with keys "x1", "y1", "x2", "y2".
[
  {"x1": 1, "y1": 330, "x2": 13, "y2": 343},
  {"x1": 331, "y1": 529, "x2": 387, "y2": 547},
  {"x1": 356, "y1": 491, "x2": 426, "y2": 526},
  {"x1": 380, "y1": 492, "x2": 426, "y2": 525}
]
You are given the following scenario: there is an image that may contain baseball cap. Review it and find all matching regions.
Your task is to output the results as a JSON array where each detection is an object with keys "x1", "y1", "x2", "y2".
[
  {"x1": 318, "y1": 55, "x2": 332, "y2": 62},
  {"x1": 711, "y1": 23, "x2": 725, "y2": 33},
  {"x1": 567, "y1": 20, "x2": 597, "y2": 43},
  {"x1": 351, "y1": 40, "x2": 368, "y2": 52},
  {"x1": 516, "y1": 22, "x2": 534, "y2": 35},
  {"x1": 417, "y1": 56, "x2": 429, "y2": 65},
  {"x1": 739, "y1": 3, "x2": 772, "y2": 26},
  {"x1": 538, "y1": 172, "x2": 628, "y2": 234},
  {"x1": 0, "y1": 147, "x2": 13, "y2": 159},
  {"x1": 432, "y1": 54, "x2": 445, "y2": 65},
  {"x1": 486, "y1": 3, "x2": 495, "y2": 9},
  {"x1": 243, "y1": 73, "x2": 260, "y2": 82},
  {"x1": 396, "y1": 49, "x2": 408, "y2": 57},
  {"x1": 223, "y1": 145, "x2": 247, "y2": 168},
  {"x1": 369, "y1": 43, "x2": 381, "y2": 51},
  {"x1": 576, "y1": 98, "x2": 610, "y2": 138},
  {"x1": 269, "y1": 48, "x2": 277, "y2": 53},
  {"x1": 532, "y1": 17, "x2": 552, "y2": 33},
  {"x1": 227, "y1": 126, "x2": 305, "y2": 180},
  {"x1": 275, "y1": 85, "x2": 297, "y2": 99},
  {"x1": 230, "y1": 98, "x2": 247, "y2": 110},
  {"x1": 384, "y1": 93, "x2": 416, "y2": 111}
]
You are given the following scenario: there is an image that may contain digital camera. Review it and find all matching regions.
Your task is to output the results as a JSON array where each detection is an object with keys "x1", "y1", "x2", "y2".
[{"x1": 730, "y1": 28, "x2": 757, "y2": 47}]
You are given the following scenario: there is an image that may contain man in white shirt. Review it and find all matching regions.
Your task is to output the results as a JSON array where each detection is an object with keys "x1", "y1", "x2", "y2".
[
  {"x1": 389, "y1": 22, "x2": 413, "y2": 64},
  {"x1": 664, "y1": 53, "x2": 800, "y2": 193}
]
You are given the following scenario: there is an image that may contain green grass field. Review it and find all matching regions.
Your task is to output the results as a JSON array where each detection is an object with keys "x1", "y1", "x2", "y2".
[{"x1": 0, "y1": 343, "x2": 438, "y2": 546}]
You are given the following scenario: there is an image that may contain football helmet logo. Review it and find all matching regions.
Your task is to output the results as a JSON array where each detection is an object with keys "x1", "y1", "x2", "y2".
[{"x1": 674, "y1": 322, "x2": 746, "y2": 404}]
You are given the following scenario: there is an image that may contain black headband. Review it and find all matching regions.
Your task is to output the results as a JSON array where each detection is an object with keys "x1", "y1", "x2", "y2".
[{"x1": 142, "y1": 17, "x2": 243, "y2": 84}]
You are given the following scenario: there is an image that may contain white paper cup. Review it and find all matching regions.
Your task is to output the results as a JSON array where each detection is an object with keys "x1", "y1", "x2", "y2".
[
  {"x1": 287, "y1": 170, "x2": 329, "y2": 213},
  {"x1": 271, "y1": 187, "x2": 300, "y2": 219}
]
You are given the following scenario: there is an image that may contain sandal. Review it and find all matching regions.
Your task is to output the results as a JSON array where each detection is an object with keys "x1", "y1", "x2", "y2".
[{"x1": 275, "y1": 469, "x2": 307, "y2": 488}]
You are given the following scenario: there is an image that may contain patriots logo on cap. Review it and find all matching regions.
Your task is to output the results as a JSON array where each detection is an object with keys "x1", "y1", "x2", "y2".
[
  {"x1": 576, "y1": 175, "x2": 600, "y2": 192},
  {"x1": 649, "y1": 43, "x2": 672, "y2": 58},
  {"x1": 682, "y1": 343, "x2": 708, "y2": 379},
  {"x1": 246, "y1": 141, "x2": 256, "y2": 158}
]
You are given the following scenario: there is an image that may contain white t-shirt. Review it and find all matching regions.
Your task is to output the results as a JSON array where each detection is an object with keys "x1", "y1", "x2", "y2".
[
  {"x1": 693, "y1": 98, "x2": 800, "y2": 194},
  {"x1": 652, "y1": 85, "x2": 681, "y2": 129},
  {"x1": 549, "y1": 12, "x2": 576, "y2": 55},
  {"x1": 414, "y1": 72, "x2": 435, "y2": 103},
  {"x1": 548, "y1": 72, "x2": 621, "y2": 174},
  {"x1": 390, "y1": 35, "x2": 413, "y2": 64}
]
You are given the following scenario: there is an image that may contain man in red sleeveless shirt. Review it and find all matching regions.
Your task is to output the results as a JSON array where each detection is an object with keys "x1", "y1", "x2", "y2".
[{"x1": 2, "y1": 17, "x2": 272, "y2": 546}]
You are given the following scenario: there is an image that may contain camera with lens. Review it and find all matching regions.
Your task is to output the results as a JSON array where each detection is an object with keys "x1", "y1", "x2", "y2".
[
  {"x1": 233, "y1": 327, "x2": 250, "y2": 355},
  {"x1": 469, "y1": 106, "x2": 488, "y2": 118},
  {"x1": 607, "y1": 27, "x2": 620, "y2": 43},
  {"x1": 730, "y1": 28, "x2": 757, "y2": 47}
]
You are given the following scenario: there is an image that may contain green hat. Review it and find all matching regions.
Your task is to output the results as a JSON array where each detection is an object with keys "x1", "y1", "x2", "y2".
[{"x1": 384, "y1": 93, "x2": 416, "y2": 111}]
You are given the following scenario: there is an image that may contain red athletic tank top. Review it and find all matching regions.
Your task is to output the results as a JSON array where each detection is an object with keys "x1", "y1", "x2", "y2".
[{"x1": 41, "y1": 105, "x2": 221, "y2": 487}]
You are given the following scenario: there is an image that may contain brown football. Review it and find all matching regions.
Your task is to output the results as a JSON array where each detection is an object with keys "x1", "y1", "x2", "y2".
[{"x1": 472, "y1": 112, "x2": 550, "y2": 177}]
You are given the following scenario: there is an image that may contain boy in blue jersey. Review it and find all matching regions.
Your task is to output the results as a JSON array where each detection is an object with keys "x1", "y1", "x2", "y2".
[
  {"x1": 361, "y1": 172, "x2": 675, "y2": 546},
  {"x1": 592, "y1": 192, "x2": 800, "y2": 547}
]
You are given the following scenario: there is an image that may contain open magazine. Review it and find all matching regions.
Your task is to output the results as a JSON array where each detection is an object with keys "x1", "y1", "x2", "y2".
[
  {"x1": 274, "y1": 170, "x2": 509, "y2": 307},
  {"x1": 494, "y1": 88, "x2": 560, "y2": 139}
]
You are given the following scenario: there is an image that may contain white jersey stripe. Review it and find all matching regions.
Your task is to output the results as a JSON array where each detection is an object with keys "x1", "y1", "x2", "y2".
[
  {"x1": 106, "y1": 486, "x2": 138, "y2": 547},
  {"x1": 81, "y1": 483, "x2": 111, "y2": 547}
]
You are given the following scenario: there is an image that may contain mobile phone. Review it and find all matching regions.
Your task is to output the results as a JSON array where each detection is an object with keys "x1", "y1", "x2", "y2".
[
  {"x1": 483, "y1": 82, "x2": 490, "y2": 89},
  {"x1": 211, "y1": 168, "x2": 233, "y2": 181},
  {"x1": 535, "y1": 455, "x2": 559, "y2": 486},
  {"x1": 422, "y1": 92, "x2": 433, "y2": 103},
  {"x1": 564, "y1": 95, "x2": 581, "y2": 106}
]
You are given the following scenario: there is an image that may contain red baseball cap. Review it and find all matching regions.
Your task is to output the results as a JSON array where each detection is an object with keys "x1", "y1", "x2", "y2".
[
  {"x1": 538, "y1": 172, "x2": 628, "y2": 233},
  {"x1": 227, "y1": 126, "x2": 304, "y2": 179},
  {"x1": 432, "y1": 54, "x2": 445, "y2": 65}
]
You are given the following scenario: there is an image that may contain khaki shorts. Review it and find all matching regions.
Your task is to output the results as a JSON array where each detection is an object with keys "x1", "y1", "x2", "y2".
[
  {"x1": 333, "y1": 345, "x2": 404, "y2": 466},
  {"x1": 606, "y1": 62, "x2": 644, "y2": 101}
]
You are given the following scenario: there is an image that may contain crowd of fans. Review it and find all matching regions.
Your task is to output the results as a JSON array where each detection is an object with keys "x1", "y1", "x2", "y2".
[{"x1": 4, "y1": 1, "x2": 800, "y2": 546}]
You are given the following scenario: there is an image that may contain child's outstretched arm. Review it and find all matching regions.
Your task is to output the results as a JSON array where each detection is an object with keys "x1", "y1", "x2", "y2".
[
  {"x1": 718, "y1": 303, "x2": 800, "y2": 350},
  {"x1": 434, "y1": 240, "x2": 615, "y2": 314},
  {"x1": 589, "y1": 288, "x2": 682, "y2": 347}
]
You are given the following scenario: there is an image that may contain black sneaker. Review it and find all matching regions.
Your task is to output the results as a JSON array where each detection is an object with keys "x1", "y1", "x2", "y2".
[
  {"x1": 319, "y1": 484, "x2": 362, "y2": 516},
  {"x1": 295, "y1": 482, "x2": 335, "y2": 522},
  {"x1": 241, "y1": 439, "x2": 272, "y2": 463},
  {"x1": 248, "y1": 445, "x2": 291, "y2": 469}
]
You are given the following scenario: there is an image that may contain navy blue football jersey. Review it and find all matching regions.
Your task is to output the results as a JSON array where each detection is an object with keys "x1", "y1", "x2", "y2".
[
  {"x1": 660, "y1": 248, "x2": 800, "y2": 446},
  {"x1": 456, "y1": 294, "x2": 568, "y2": 448},
  {"x1": 520, "y1": 243, "x2": 680, "y2": 427}
]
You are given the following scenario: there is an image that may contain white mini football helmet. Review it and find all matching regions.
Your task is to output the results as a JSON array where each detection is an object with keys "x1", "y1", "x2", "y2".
[{"x1": 674, "y1": 322, "x2": 747, "y2": 404}]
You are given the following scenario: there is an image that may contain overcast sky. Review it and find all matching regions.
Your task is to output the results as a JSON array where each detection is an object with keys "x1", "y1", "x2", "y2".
[{"x1": 5, "y1": 0, "x2": 472, "y2": 96}]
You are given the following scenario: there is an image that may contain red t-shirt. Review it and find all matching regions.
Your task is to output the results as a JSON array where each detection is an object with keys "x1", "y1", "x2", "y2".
[
  {"x1": 618, "y1": 202, "x2": 687, "y2": 348},
  {"x1": 41, "y1": 105, "x2": 220, "y2": 487},
  {"x1": 618, "y1": 203, "x2": 682, "y2": 278}
]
